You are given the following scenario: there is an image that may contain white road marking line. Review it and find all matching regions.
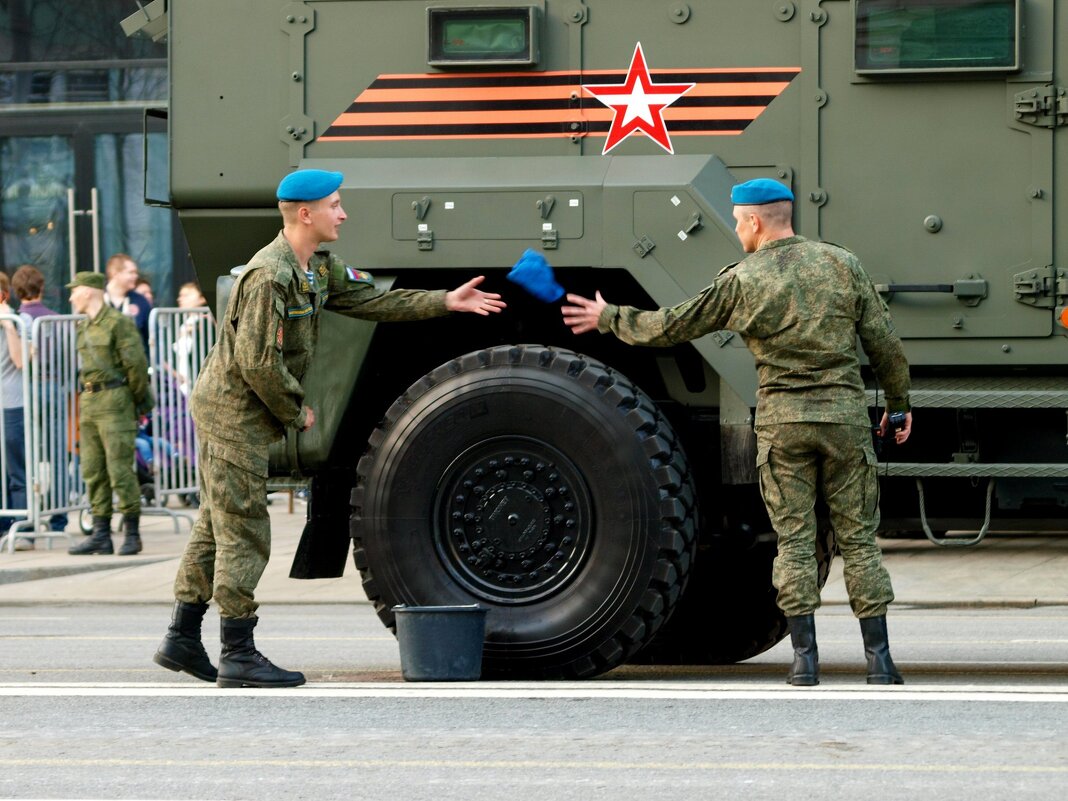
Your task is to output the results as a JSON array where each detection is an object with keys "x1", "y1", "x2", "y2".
[{"x1": 0, "y1": 682, "x2": 1065, "y2": 702}]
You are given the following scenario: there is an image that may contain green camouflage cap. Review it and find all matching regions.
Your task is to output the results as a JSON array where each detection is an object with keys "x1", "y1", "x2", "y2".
[{"x1": 66, "y1": 271, "x2": 106, "y2": 290}]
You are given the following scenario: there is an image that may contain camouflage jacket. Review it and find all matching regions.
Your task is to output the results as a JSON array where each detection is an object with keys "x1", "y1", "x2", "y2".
[
  {"x1": 76, "y1": 303, "x2": 153, "y2": 421},
  {"x1": 599, "y1": 235, "x2": 911, "y2": 428},
  {"x1": 191, "y1": 231, "x2": 449, "y2": 445}
]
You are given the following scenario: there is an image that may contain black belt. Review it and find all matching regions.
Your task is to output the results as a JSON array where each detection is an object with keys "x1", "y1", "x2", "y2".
[{"x1": 80, "y1": 377, "x2": 128, "y2": 393}]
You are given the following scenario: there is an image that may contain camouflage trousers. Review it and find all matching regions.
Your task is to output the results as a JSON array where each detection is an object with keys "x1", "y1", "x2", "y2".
[
  {"x1": 756, "y1": 423, "x2": 894, "y2": 619},
  {"x1": 80, "y1": 415, "x2": 139, "y2": 517},
  {"x1": 173, "y1": 438, "x2": 270, "y2": 619}
]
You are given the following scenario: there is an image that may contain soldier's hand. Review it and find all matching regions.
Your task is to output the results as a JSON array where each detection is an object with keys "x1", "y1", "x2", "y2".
[
  {"x1": 444, "y1": 275, "x2": 507, "y2": 316},
  {"x1": 561, "y1": 292, "x2": 607, "y2": 335},
  {"x1": 301, "y1": 406, "x2": 316, "y2": 432},
  {"x1": 879, "y1": 411, "x2": 912, "y2": 445}
]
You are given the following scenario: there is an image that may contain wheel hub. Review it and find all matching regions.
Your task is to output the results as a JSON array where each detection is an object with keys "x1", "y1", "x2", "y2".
[{"x1": 435, "y1": 437, "x2": 592, "y2": 604}]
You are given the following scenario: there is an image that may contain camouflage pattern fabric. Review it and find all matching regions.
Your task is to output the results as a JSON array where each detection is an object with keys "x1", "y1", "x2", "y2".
[
  {"x1": 190, "y1": 231, "x2": 449, "y2": 446},
  {"x1": 596, "y1": 235, "x2": 909, "y2": 619},
  {"x1": 757, "y1": 423, "x2": 894, "y2": 618},
  {"x1": 173, "y1": 439, "x2": 269, "y2": 618},
  {"x1": 177, "y1": 231, "x2": 453, "y2": 616},
  {"x1": 599, "y1": 236, "x2": 911, "y2": 425},
  {"x1": 76, "y1": 304, "x2": 153, "y2": 517}
]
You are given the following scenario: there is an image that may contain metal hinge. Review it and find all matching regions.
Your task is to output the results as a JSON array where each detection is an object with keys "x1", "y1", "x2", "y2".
[
  {"x1": 633, "y1": 235, "x2": 656, "y2": 258},
  {"x1": 1014, "y1": 86, "x2": 1068, "y2": 129},
  {"x1": 1013, "y1": 268, "x2": 1068, "y2": 308}
]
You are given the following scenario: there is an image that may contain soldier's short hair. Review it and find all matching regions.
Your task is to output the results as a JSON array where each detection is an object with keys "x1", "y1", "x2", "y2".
[{"x1": 754, "y1": 200, "x2": 793, "y2": 229}]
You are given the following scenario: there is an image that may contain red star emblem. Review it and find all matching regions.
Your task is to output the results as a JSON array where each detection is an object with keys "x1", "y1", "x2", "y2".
[{"x1": 582, "y1": 42, "x2": 695, "y2": 155}]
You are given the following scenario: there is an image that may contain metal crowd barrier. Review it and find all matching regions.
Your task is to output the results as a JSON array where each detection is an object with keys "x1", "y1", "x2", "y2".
[
  {"x1": 0, "y1": 307, "x2": 216, "y2": 553},
  {"x1": 0, "y1": 314, "x2": 84, "y2": 552},
  {"x1": 146, "y1": 306, "x2": 215, "y2": 515}
]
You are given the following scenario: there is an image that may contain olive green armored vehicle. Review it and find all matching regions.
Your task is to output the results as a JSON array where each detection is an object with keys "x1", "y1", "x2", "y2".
[{"x1": 124, "y1": 0, "x2": 1066, "y2": 678}]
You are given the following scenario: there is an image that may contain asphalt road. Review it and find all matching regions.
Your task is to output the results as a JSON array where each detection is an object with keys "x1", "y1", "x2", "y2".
[{"x1": 1, "y1": 604, "x2": 1066, "y2": 800}]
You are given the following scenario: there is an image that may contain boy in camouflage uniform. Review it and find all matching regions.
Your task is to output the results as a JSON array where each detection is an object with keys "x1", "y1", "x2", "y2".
[
  {"x1": 562, "y1": 179, "x2": 912, "y2": 686},
  {"x1": 66, "y1": 271, "x2": 153, "y2": 557},
  {"x1": 154, "y1": 169, "x2": 506, "y2": 688}
]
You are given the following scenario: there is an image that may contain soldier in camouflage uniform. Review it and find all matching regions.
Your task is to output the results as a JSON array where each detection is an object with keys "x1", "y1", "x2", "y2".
[
  {"x1": 66, "y1": 271, "x2": 153, "y2": 557},
  {"x1": 154, "y1": 169, "x2": 505, "y2": 688},
  {"x1": 562, "y1": 179, "x2": 912, "y2": 686}
]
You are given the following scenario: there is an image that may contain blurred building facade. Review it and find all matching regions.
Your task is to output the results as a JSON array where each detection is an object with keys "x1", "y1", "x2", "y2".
[{"x1": 0, "y1": 0, "x2": 192, "y2": 310}]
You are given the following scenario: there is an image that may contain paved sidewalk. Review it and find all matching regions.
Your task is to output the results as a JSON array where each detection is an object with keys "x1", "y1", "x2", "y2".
[
  {"x1": 0, "y1": 493, "x2": 363, "y2": 605},
  {"x1": 1, "y1": 495, "x2": 1067, "y2": 607}
]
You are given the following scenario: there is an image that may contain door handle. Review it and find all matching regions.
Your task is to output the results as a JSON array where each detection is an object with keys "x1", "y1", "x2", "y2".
[{"x1": 67, "y1": 187, "x2": 101, "y2": 280}]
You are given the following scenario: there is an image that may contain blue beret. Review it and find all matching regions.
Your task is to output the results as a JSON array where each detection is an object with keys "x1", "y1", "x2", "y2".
[
  {"x1": 507, "y1": 248, "x2": 565, "y2": 303},
  {"x1": 730, "y1": 178, "x2": 794, "y2": 205},
  {"x1": 276, "y1": 169, "x2": 344, "y2": 201}
]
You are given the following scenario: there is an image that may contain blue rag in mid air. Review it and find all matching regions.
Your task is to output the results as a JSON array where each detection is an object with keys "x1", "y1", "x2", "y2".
[{"x1": 507, "y1": 248, "x2": 565, "y2": 303}]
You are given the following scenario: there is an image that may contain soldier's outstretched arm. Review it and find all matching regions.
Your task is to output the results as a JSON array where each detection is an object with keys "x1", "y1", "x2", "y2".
[
  {"x1": 561, "y1": 292, "x2": 607, "y2": 335},
  {"x1": 444, "y1": 275, "x2": 506, "y2": 316}
]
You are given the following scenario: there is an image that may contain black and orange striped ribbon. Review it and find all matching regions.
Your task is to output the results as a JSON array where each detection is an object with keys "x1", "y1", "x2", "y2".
[{"x1": 320, "y1": 67, "x2": 800, "y2": 141}]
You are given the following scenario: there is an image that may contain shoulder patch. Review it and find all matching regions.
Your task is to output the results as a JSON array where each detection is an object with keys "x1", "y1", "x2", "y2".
[{"x1": 345, "y1": 266, "x2": 374, "y2": 285}]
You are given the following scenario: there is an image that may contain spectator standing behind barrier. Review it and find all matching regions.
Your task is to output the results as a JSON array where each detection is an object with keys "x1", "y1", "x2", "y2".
[
  {"x1": 561, "y1": 178, "x2": 913, "y2": 687},
  {"x1": 154, "y1": 168, "x2": 506, "y2": 689},
  {"x1": 173, "y1": 282, "x2": 209, "y2": 396},
  {"x1": 0, "y1": 272, "x2": 29, "y2": 549},
  {"x1": 10, "y1": 265, "x2": 69, "y2": 542},
  {"x1": 66, "y1": 271, "x2": 154, "y2": 557},
  {"x1": 104, "y1": 253, "x2": 152, "y2": 353},
  {"x1": 135, "y1": 275, "x2": 154, "y2": 306}
]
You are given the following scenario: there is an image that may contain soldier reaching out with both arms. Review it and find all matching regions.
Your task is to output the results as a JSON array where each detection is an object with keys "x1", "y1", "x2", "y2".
[
  {"x1": 561, "y1": 178, "x2": 912, "y2": 686},
  {"x1": 154, "y1": 169, "x2": 505, "y2": 688}
]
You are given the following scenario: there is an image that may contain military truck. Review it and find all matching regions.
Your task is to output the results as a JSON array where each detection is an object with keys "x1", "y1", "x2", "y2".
[{"x1": 124, "y1": 0, "x2": 1066, "y2": 678}]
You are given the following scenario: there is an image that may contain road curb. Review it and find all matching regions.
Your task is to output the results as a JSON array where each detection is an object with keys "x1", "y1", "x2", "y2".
[{"x1": 0, "y1": 558, "x2": 173, "y2": 586}]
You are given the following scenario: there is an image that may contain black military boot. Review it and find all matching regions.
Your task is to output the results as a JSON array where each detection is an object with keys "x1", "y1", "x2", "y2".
[
  {"x1": 68, "y1": 515, "x2": 113, "y2": 555},
  {"x1": 860, "y1": 615, "x2": 904, "y2": 685},
  {"x1": 118, "y1": 514, "x2": 142, "y2": 555},
  {"x1": 217, "y1": 617, "x2": 306, "y2": 688},
  {"x1": 786, "y1": 614, "x2": 819, "y2": 686},
  {"x1": 153, "y1": 601, "x2": 218, "y2": 682}
]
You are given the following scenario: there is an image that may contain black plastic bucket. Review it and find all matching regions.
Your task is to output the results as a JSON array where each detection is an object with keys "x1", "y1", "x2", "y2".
[{"x1": 393, "y1": 604, "x2": 488, "y2": 681}]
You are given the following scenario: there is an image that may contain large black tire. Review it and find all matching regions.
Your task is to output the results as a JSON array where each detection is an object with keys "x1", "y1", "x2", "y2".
[{"x1": 351, "y1": 345, "x2": 698, "y2": 679}]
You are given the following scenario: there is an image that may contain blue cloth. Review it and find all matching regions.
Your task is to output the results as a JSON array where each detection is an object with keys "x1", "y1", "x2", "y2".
[
  {"x1": 507, "y1": 249, "x2": 565, "y2": 303},
  {"x1": 730, "y1": 178, "x2": 794, "y2": 205},
  {"x1": 277, "y1": 169, "x2": 344, "y2": 201}
]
